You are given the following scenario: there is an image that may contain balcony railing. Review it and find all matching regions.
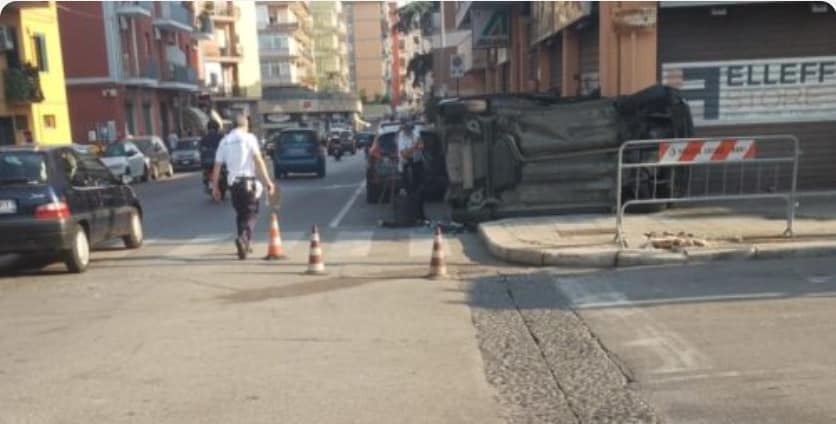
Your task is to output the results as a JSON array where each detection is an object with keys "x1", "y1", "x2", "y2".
[
  {"x1": 210, "y1": 3, "x2": 239, "y2": 20},
  {"x1": 155, "y1": 2, "x2": 193, "y2": 32},
  {"x1": 123, "y1": 59, "x2": 160, "y2": 82},
  {"x1": 115, "y1": 1, "x2": 152, "y2": 17},
  {"x1": 194, "y1": 15, "x2": 214, "y2": 39},
  {"x1": 162, "y1": 65, "x2": 198, "y2": 85},
  {"x1": 3, "y1": 64, "x2": 43, "y2": 103}
]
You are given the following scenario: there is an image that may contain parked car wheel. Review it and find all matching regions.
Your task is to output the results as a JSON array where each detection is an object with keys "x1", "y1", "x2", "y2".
[
  {"x1": 64, "y1": 225, "x2": 90, "y2": 273},
  {"x1": 150, "y1": 165, "x2": 160, "y2": 181},
  {"x1": 141, "y1": 165, "x2": 150, "y2": 182},
  {"x1": 122, "y1": 208, "x2": 144, "y2": 249}
]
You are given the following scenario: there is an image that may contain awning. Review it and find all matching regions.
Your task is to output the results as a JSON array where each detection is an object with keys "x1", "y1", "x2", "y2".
[{"x1": 182, "y1": 107, "x2": 210, "y2": 132}]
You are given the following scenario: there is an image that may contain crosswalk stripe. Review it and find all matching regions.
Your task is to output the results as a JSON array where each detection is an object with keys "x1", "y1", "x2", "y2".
[
  {"x1": 408, "y1": 231, "x2": 435, "y2": 258},
  {"x1": 334, "y1": 230, "x2": 374, "y2": 257}
]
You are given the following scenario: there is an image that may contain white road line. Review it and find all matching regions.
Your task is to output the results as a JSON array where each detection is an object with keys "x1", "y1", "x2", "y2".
[
  {"x1": 335, "y1": 230, "x2": 374, "y2": 257},
  {"x1": 329, "y1": 182, "x2": 364, "y2": 229},
  {"x1": 409, "y1": 231, "x2": 436, "y2": 258}
]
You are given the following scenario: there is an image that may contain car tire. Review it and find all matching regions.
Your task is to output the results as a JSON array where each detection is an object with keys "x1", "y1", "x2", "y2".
[
  {"x1": 150, "y1": 165, "x2": 159, "y2": 181},
  {"x1": 64, "y1": 225, "x2": 90, "y2": 274},
  {"x1": 122, "y1": 208, "x2": 144, "y2": 249},
  {"x1": 141, "y1": 165, "x2": 150, "y2": 182}
]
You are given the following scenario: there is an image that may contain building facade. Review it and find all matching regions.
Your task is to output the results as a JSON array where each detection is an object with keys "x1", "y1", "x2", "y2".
[
  {"x1": 0, "y1": 1, "x2": 72, "y2": 145},
  {"x1": 345, "y1": 1, "x2": 388, "y2": 100},
  {"x1": 57, "y1": 1, "x2": 204, "y2": 145},
  {"x1": 256, "y1": 1, "x2": 316, "y2": 91},
  {"x1": 311, "y1": 1, "x2": 349, "y2": 93},
  {"x1": 453, "y1": 1, "x2": 836, "y2": 190},
  {"x1": 195, "y1": 1, "x2": 261, "y2": 132}
]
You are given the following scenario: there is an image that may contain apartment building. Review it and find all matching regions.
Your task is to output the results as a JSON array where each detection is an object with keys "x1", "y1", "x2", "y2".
[
  {"x1": 345, "y1": 1, "x2": 388, "y2": 100},
  {"x1": 310, "y1": 1, "x2": 349, "y2": 93},
  {"x1": 256, "y1": 1, "x2": 316, "y2": 91},
  {"x1": 57, "y1": 1, "x2": 204, "y2": 144},
  {"x1": 195, "y1": 1, "x2": 261, "y2": 131},
  {"x1": 0, "y1": 1, "x2": 72, "y2": 145}
]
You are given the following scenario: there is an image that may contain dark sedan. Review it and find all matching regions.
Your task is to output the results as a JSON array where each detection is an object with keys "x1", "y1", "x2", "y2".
[
  {"x1": 0, "y1": 145, "x2": 144, "y2": 273},
  {"x1": 272, "y1": 129, "x2": 326, "y2": 178}
]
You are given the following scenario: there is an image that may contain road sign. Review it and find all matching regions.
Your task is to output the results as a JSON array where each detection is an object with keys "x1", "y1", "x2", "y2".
[{"x1": 450, "y1": 54, "x2": 465, "y2": 78}]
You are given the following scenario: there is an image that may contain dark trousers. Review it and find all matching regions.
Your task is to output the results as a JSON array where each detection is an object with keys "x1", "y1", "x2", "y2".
[
  {"x1": 230, "y1": 179, "x2": 259, "y2": 243},
  {"x1": 402, "y1": 160, "x2": 426, "y2": 221}
]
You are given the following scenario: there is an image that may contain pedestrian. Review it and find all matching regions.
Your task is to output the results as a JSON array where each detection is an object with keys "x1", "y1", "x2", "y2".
[
  {"x1": 397, "y1": 119, "x2": 427, "y2": 223},
  {"x1": 210, "y1": 113, "x2": 276, "y2": 260}
]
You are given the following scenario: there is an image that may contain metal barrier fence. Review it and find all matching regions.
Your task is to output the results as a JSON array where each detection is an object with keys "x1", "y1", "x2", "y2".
[{"x1": 615, "y1": 135, "x2": 800, "y2": 247}]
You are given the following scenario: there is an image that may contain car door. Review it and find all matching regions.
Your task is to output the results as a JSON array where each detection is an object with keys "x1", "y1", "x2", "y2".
[
  {"x1": 124, "y1": 142, "x2": 145, "y2": 178},
  {"x1": 57, "y1": 149, "x2": 109, "y2": 244},
  {"x1": 78, "y1": 151, "x2": 127, "y2": 238}
]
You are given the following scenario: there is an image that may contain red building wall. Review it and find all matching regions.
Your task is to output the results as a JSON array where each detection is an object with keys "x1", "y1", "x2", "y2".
[
  {"x1": 57, "y1": 2, "x2": 108, "y2": 78},
  {"x1": 65, "y1": 86, "x2": 125, "y2": 143}
]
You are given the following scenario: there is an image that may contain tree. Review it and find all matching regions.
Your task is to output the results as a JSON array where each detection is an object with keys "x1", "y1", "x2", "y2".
[
  {"x1": 406, "y1": 52, "x2": 433, "y2": 88},
  {"x1": 394, "y1": 1, "x2": 435, "y2": 36}
]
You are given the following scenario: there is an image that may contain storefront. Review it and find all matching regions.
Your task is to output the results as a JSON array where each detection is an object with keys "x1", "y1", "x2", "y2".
[{"x1": 658, "y1": 2, "x2": 836, "y2": 189}]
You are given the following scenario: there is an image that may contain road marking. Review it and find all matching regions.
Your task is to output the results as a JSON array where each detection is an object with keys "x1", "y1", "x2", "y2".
[
  {"x1": 409, "y1": 230, "x2": 442, "y2": 258},
  {"x1": 329, "y1": 182, "x2": 364, "y2": 229},
  {"x1": 335, "y1": 230, "x2": 374, "y2": 257}
]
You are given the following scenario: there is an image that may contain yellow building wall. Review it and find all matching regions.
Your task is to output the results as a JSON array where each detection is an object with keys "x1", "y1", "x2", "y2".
[
  {"x1": 15, "y1": 2, "x2": 72, "y2": 145},
  {"x1": 237, "y1": 2, "x2": 262, "y2": 98}
]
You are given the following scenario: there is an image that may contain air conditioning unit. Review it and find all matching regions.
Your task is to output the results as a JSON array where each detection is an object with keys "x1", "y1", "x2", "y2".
[
  {"x1": 119, "y1": 16, "x2": 128, "y2": 31},
  {"x1": 0, "y1": 26, "x2": 13, "y2": 51}
]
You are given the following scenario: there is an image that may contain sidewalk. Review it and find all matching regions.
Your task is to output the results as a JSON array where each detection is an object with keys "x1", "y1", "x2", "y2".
[{"x1": 479, "y1": 197, "x2": 836, "y2": 268}]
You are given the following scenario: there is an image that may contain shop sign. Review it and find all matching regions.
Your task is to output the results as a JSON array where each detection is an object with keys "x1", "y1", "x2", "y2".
[
  {"x1": 663, "y1": 56, "x2": 836, "y2": 126},
  {"x1": 471, "y1": 8, "x2": 509, "y2": 48},
  {"x1": 530, "y1": 2, "x2": 591, "y2": 46}
]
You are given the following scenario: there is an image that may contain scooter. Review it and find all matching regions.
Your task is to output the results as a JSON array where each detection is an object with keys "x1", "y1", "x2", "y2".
[
  {"x1": 329, "y1": 138, "x2": 343, "y2": 161},
  {"x1": 202, "y1": 165, "x2": 228, "y2": 201}
]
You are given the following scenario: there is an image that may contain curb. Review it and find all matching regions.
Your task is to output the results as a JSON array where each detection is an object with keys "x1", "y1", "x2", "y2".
[{"x1": 480, "y1": 224, "x2": 836, "y2": 268}]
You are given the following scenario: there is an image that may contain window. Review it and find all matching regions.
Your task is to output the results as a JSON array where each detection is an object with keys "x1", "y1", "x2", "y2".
[
  {"x1": 43, "y1": 115, "x2": 56, "y2": 129},
  {"x1": 142, "y1": 104, "x2": 153, "y2": 135},
  {"x1": 260, "y1": 61, "x2": 290, "y2": 79},
  {"x1": 258, "y1": 34, "x2": 289, "y2": 50},
  {"x1": 125, "y1": 103, "x2": 136, "y2": 136},
  {"x1": 210, "y1": 73, "x2": 219, "y2": 87},
  {"x1": 32, "y1": 34, "x2": 48, "y2": 72},
  {"x1": 13, "y1": 115, "x2": 28, "y2": 131},
  {"x1": 145, "y1": 32, "x2": 151, "y2": 56}
]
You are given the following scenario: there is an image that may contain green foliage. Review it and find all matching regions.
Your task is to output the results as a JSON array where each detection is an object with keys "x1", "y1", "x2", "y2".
[
  {"x1": 4, "y1": 63, "x2": 44, "y2": 103},
  {"x1": 394, "y1": 1, "x2": 435, "y2": 36},
  {"x1": 406, "y1": 52, "x2": 433, "y2": 88}
]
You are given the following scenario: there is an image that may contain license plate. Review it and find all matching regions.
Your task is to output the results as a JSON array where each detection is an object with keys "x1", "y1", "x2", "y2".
[
  {"x1": 179, "y1": 160, "x2": 192, "y2": 165},
  {"x1": 0, "y1": 199, "x2": 17, "y2": 214},
  {"x1": 287, "y1": 148, "x2": 307, "y2": 156}
]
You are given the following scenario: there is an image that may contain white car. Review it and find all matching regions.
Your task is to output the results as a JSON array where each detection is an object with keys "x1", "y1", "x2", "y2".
[{"x1": 100, "y1": 141, "x2": 148, "y2": 183}]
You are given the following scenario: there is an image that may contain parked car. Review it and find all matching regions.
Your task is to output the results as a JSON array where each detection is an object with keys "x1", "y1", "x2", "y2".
[
  {"x1": 100, "y1": 141, "x2": 147, "y2": 183},
  {"x1": 171, "y1": 137, "x2": 201, "y2": 171},
  {"x1": 272, "y1": 129, "x2": 326, "y2": 178},
  {"x1": 365, "y1": 126, "x2": 400, "y2": 203},
  {"x1": 0, "y1": 145, "x2": 144, "y2": 273},
  {"x1": 436, "y1": 84, "x2": 694, "y2": 223},
  {"x1": 130, "y1": 136, "x2": 174, "y2": 180}
]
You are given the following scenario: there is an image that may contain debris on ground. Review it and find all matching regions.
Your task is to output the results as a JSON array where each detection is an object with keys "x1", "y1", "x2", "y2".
[{"x1": 642, "y1": 231, "x2": 710, "y2": 250}]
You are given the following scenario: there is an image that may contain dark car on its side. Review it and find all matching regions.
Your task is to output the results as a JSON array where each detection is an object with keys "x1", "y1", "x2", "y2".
[
  {"x1": 0, "y1": 145, "x2": 145, "y2": 273},
  {"x1": 272, "y1": 129, "x2": 326, "y2": 178}
]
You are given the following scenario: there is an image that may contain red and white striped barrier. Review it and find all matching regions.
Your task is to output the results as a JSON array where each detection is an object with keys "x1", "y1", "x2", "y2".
[{"x1": 658, "y1": 139, "x2": 756, "y2": 164}]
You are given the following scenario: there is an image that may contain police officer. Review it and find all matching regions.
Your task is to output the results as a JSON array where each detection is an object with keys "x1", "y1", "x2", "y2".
[
  {"x1": 397, "y1": 120, "x2": 427, "y2": 223},
  {"x1": 211, "y1": 114, "x2": 276, "y2": 260}
]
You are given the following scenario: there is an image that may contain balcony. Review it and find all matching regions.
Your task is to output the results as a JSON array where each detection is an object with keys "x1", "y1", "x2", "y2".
[
  {"x1": 160, "y1": 64, "x2": 199, "y2": 90},
  {"x1": 123, "y1": 60, "x2": 160, "y2": 86},
  {"x1": 193, "y1": 15, "x2": 214, "y2": 40},
  {"x1": 154, "y1": 2, "x2": 194, "y2": 32},
  {"x1": 210, "y1": 85, "x2": 255, "y2": 99},
  {"x1": 3, "y1": 65, "x2": 43, "y2": 104},
  {"x1": 205, "y1": 43, "x2": 243, "y2": 62},
  {"x1": 115, "y1": 1, "x2": 152, "y2": 17},
  {"x1": 210, "y1": 3, "x2": 239, "y2": 22}
]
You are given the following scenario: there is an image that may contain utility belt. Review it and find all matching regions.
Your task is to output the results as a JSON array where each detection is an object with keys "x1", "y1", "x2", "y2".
[{"x1": 232, "y1": 176, "x2": 258, "y2": 193}]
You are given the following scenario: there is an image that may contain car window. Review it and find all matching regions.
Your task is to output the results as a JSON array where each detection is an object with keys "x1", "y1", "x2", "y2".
[
  {"x1": 104, "y1": 143, "x2": 127, "y2": 157},
  {"x1": 0, "y1": 151, "x2": 47, "y2": 184},
  {"x1": 57, "y1": 149, "x2": 83, "y2": 185},
  {"x1": 77, "y1": 151, "x2": 118, "y2": 186},
  {"x1": 279, "y1": 132, "x2": 316, "y2": 146},
  {"x1": 175, "y1": 140, "x2": 200, "y2": 150},
  {"x1": 133, "y1": 139, "x2": 153, "y2": 155}
]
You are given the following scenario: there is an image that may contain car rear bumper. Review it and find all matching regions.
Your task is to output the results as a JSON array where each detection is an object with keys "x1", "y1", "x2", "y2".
[
  {"x1": 275, "y1": 158, "x2": 323, "y2": 173},
  {"x1": 0, "y1": 219, "x2": 73, "y2": 254}
]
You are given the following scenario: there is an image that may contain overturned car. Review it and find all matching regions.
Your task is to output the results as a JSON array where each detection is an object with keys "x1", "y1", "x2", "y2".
[{"x1": 436, "y1": 85, "x2": 694, "y2": 223}]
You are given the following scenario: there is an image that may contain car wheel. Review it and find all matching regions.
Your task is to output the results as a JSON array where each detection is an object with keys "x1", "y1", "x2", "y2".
[
  {"x1": 64, "y1": 225, "x2": 90, "y2": 273},
  {"x1": 150, "y1": 165, "x2": 159, "y2": 181},
  {"x1": 122, "y1": 208, "x2": 144, "y2": 249},
  {"x1": 141, "y1": 165, "x2": 150, "y2": 182}
]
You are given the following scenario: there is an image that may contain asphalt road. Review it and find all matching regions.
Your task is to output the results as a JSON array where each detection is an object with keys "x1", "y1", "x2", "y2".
[
  {"x1": 0, "y1": 154, "x2": 503, "y2": 424},
  {"x1": 4, "y1": 152, "x2": 836, "y2": 423}
]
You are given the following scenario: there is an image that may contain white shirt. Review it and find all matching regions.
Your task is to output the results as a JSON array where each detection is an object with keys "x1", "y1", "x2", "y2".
[
  {"x1": 215, "y1": 128, "x2": 261, "y2": 188},
  {"x1": 397, "y1": 129, "x2": 422, "y2": 171}
]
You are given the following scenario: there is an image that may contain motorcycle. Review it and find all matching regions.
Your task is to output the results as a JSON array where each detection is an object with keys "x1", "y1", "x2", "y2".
[
  {"x1": 329, "y1": 137, "x2": 343, "y2": 161},
  {"x1": 202, "y1": 165, "x2": 228, "y2": 201}
]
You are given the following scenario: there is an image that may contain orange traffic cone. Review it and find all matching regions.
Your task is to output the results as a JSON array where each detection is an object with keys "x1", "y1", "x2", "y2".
[
  {"x1": 264, "y1": 213, "x2": 286, "y2": 260},
  {"x1": 305, "y1": 224, "x2": 326, "y2": 275},
  {"x1": 427, "y1": 226, "x2": 448, "y2": 279}
]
